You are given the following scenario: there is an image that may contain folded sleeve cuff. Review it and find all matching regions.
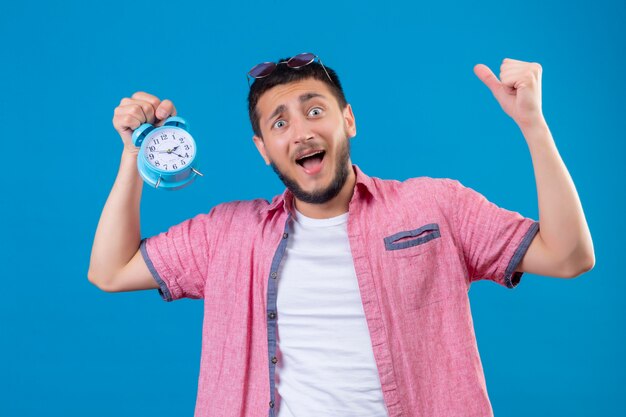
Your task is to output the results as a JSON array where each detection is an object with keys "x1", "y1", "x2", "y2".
[
  {"x1": 502, "y1": 221, "x2": 540, "y2": 288},
  {"x1": 140, "y1": 238, "x2": 174, "y2": 302}
]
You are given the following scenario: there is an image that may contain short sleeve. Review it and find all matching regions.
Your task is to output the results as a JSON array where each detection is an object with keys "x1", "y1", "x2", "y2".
[
  {"x1": 445, "y1": 179, "x2": 540, "y2": 288},
  {"x1": 140, "y1": 210, "x2": 215, "y2": 302}
]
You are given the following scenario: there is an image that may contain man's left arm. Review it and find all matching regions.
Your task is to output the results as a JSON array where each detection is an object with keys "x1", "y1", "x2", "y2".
[{"x1": 474, "y1": 58, "x2": 595, "y2": 279}]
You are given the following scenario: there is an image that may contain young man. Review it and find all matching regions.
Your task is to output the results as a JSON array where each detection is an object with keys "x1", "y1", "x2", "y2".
[{"x1": 88, "y1": 53, "x2": 595, "y2": 417}]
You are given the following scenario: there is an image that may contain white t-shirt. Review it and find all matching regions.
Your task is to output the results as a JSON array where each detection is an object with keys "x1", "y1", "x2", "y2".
[{"x1": 275, "y1": 207, "x2": 389, "y2": 417}]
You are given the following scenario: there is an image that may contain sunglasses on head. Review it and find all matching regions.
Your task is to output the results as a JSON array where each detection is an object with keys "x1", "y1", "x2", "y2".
[{"x1": 246, "y1": 52, "x2": 334, "y2": 87}]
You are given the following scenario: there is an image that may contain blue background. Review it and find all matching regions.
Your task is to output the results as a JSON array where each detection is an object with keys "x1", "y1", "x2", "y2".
[{"x1": 1, "y1": 0, "x2": 623, "y2": 416}]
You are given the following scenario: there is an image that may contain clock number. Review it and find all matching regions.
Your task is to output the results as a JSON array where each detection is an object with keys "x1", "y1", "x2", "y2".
[
  {"x1": 164, "y1": 164, "x2": 168, "y2": 170},
  {"x1": 173, "y1": 164, "x2": 178, "y2": 169},
  {"x1": 160, "y1": 134, "x2": 167, "y2": 140},
  {"x1": 155, "y1": 161, "x2": 160, "y2": 166},
  {"x1": 181, "y1": 160, "x2": 186, "y2": 165},
  {"x1": 184, "y1": 145, "x2": 190, "y2": 150},
  {"x1": 149, "y1": 146, "x2": 155, "y2": 151},
  {"x1": 154, "y1": 138, "x2": 160, "y2": 145},
  {"x1": 185, "y1": 152, "x2": 189, "y2": 158},
  {"x1": 149, "y1": 153, "x2": 154, "y2": 160}
]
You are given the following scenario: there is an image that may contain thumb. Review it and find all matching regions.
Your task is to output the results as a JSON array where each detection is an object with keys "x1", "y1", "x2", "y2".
[
  {"x1": 473, "y1": 64, "x2": 502, "y2": 97},
  {"x1": 156, "y1": 99, "x2": 177, "y2": 119}
]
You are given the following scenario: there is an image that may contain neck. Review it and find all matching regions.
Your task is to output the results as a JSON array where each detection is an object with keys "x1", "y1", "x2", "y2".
[{"x1": 294, "y1": 165, "x2": 356, "y2": 219}]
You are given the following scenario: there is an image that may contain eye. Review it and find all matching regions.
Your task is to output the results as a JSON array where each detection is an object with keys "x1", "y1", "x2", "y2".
[
  {"x1": 273, "y1": 119, "x2": 287, "y2": 129},
  {"x1": 308, "y1": 107, "x2": 323, "y2": 117}
]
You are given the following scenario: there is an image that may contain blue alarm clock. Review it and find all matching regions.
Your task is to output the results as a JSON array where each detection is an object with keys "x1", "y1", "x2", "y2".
[{"x1": 132, "y1": 116, "x2": 203, "y2": 190}]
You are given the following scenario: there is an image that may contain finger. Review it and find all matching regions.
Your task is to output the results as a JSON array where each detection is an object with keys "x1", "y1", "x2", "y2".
[
  {"x1": 116, "y1": 103, "x2": 152, "y2": 125},
  {"x1": 113, "y1": 112, "x2": 144, "y2": 133},
  {"x1": 500, "y1": 66, "x2": 541, "y2": 84},
  {"x1": 501, "y1": 63, "x2": 527, "y2": 74},
  {"x1": 500, "y1": 58, "x2": 536, "y2": 73},
  {"x1": 131, "y1": 92, "x2": 161, "y2": 120},
  {"x1": 500, "y1": 70, "x2": 537, "y2": 90},
  {"x1": 156, "y1": 99, "x2": 177, "y2": 120},
  {"x1": 120, "y1": 98, "x2": 156, "y2": 124},
  {"x1": 131, "y1": 91, "x2": 161, "y2": 109},
  {"x1": 500, "y1": 57, "x2": 526, "y2": 66},
  {"x1": 474, "y1": 64, "x2": 501, "y2": 92},
  {"x1": 499, "y1": 66, "x2": 531, "y2": 76}
]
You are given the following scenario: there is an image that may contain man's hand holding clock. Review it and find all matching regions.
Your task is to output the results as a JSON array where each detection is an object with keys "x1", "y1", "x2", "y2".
[
  {"x1": 112, "y1": 91, "x2": 177, "y2": 155},
  {"x1": 112, "y1": 91, "x2": 201, "y2": 190}
]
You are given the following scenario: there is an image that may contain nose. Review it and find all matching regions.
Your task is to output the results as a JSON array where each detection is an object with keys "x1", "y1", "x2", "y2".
[{"x1": 289, "y1": 114, "x2": 314, "y2": 145}]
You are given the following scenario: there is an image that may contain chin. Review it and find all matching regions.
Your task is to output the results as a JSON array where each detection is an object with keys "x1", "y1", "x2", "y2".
[
  {"x1": 269, "y1": 139, "x2": 352, "y2": 205},
  {"x1": 271, "y1": 163, "x2": 350, "y2": 205}
]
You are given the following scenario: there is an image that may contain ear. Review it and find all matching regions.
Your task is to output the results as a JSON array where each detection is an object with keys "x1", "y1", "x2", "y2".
[
  {"x1": 252, "y1": 134, "x2": 271, "y2": 165},
  {"x1": 343, "y1": 103, "x2": 357, "y2": 138}
]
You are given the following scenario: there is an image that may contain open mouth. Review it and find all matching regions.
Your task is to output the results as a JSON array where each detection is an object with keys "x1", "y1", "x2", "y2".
[{"x1": 295, "y1": 150, "x2": 326, "y2": 175}]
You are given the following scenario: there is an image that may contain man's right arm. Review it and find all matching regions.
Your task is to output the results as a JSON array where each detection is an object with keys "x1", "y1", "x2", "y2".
[{"x1": 87, "y1": 92, "x2": 176, "y2": 293}]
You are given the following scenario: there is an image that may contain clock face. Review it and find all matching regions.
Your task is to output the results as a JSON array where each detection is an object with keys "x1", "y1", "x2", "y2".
[{"x1": 143, "y1": 128, "x2": 196, "y2": 172}]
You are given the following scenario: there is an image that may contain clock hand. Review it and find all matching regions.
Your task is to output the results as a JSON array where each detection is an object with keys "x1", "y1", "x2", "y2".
[
  {"x1": 158, "y1": 146, "x2": 180, "y2": 154},
  {"x1": 156, "y1": 148, "x2": 175, "y2": 154}
]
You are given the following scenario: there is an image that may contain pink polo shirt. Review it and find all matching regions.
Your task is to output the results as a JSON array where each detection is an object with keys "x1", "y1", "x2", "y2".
[{"x1": 140, "y1": 164, "x2": 539, "y2": 417}]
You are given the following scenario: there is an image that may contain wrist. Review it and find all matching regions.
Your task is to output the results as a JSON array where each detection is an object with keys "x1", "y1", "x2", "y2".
[
  {"x1": 118, "y1": 150, "x2": 142, "y2": 181},
  {"x1": 518, "y1": 115, "x2": 549, "y2": 135},
  {"x1": 121, "y1": 148, "x2": 139, "y2": 164},
  {"x1": 519, "y1": 118, "x2": 554, "y2": 151}
]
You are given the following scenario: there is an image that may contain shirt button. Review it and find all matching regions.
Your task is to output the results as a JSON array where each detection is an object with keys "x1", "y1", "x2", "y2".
[
  {"x1": 268, "y1": 312, "x2": 276, "y2": 319},
  {"x1": 283, "y1": 233, "x2": 288, "y2": 239},
  {"x1": 271, "y1": 356, "x2": 278, "y2": 364},
  {"x1": 269, "y1": 400, "x2": 274, "y2": 408},
  {"x1": 271, "y1": 271, "x2": 277, "y2": 278}
]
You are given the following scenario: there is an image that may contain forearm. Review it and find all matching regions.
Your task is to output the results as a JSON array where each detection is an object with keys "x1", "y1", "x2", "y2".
[
  {"x1": 521, "y1": 118, "x2": 595, "y2": 269},
  {"x1": 88, "y1": 151, "x2": 144, "y2": 287}
]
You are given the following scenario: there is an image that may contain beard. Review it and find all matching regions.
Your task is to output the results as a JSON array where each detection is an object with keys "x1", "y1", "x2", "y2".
[{"x1": 270, "y1": 138, "x2": 351, "y2": 205}]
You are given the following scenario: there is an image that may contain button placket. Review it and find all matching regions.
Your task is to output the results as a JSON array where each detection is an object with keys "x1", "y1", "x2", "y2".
[{"x1": 266, "y1": 214, "x2": 291, "y2": 416}]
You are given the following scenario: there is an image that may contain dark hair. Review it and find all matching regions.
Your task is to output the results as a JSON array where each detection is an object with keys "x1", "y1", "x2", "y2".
[{"x1": 247, "y1": 57, "x2": 348, "y2": 138}]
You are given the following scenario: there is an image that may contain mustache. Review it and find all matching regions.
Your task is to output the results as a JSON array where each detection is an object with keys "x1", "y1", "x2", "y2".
[{"x1": 293, "y1": 143, "x2": 325, "y2": 160}]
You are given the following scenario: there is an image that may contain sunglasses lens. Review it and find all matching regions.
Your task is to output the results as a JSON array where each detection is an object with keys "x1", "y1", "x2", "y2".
[
  {"x1": 288, "y1": 53, "x2": 315, "y2": 68},
  {"x1": 248, "y1": 62, "x2": 276, "y2": 78}
]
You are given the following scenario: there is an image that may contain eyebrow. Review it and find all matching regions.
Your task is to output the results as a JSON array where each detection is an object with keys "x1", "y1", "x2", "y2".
[{"x1": 265, "y1": 93, "x2": 327, "y2": 125}]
